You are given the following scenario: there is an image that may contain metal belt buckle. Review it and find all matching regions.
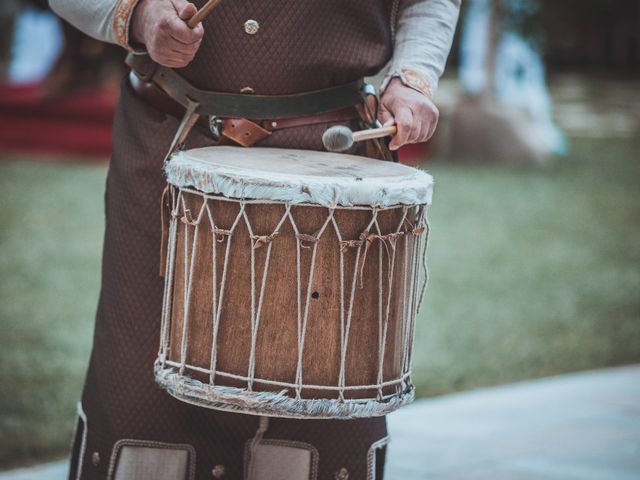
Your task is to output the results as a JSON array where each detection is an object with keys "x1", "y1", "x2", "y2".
[
  {"x1": 209, "y1": 116, "x2": 223, "y2": 140},
  {"x1": 360, "y1": 83, "x2": 381, "y2": 128},
  {"x1": 362, "y1": 83, "x2": 377, "y2": 97}
]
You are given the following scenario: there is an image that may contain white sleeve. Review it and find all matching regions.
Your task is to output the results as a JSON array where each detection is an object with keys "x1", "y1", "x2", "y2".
[
  {"x1": 48, "y1": 0, "x2": 139, "y2": 49},
  {"x1": 383, "y1": 0, "x2": 461, "y2": 97}
]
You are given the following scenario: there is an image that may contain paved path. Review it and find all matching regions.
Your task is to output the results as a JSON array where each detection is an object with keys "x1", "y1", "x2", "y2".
[
  {"x1": 2, "y1": 365, "x2": 639, "y2": 479},
  {"x1": 387, "y1": 365, "x2": 640, "y2": 479}
]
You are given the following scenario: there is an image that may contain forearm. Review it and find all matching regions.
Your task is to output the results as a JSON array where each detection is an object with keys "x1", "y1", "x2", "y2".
[
  {"x1": 48, "y1": 0, "x2": 138, "y2": 49},
  {"x1": 384, "y1": 0, "x2": 461, "y2": 97}
]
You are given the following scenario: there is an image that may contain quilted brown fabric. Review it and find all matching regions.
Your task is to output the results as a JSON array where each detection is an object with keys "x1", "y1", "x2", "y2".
[
  {"x1": 179, "y1": 0, "x2": 394, "y2": 94},
  {"x1": 72, "y1": 2, "x2": 395, "y2": 478}
]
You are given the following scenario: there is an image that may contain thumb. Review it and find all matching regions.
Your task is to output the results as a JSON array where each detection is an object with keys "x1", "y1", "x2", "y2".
[
  {"x1": 170, "y1": 0, "x2": 197, "y2": 20},
  {"x1": 179, "y1": 3, "x2": 197, "y2": 21}
]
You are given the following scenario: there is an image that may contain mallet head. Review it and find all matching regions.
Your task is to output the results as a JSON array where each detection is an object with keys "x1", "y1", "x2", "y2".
[{"x1": 322, "y1": 125, "x2": 354, "y2": 153}]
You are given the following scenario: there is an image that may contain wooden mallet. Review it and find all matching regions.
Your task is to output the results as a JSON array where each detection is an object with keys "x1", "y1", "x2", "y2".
[
  {"x1": 322, "y1": 124, "x2": 397, "y2": 153},
  {"x1": 187, "y1": 0, "x2": 224, "y2": 28}
]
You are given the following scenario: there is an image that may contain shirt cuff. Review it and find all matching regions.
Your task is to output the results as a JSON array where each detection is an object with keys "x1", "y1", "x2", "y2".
[
  {"x1": 113, "y1": 0, "x2": 142, "y2": 51},
  {"x1": 381, "y1": 69, "x2": 434, "y2": 100}
]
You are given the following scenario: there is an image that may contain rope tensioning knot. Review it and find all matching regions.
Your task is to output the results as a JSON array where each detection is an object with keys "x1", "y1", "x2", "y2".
[
  {"x1": 251, "y1": 231, "x2": 280, "y2": 249},
  {"x1": 403, "y1": 216, "x2": 428, "y2": 237},
  {"x1": 180, "y1": 209, "x2": 199, "y2": 226},
  {"x1": 296, "y1": 232, "x2": 320, "y2": 249},
  {"x1": 339, "y1": 230, "x2": 407, "y2": 288},
  {"x1": 212, "y1": 227, "x2": 232, "y2": 243},
  {"x1": 339, "y1": 238, "x2": 364, "y2": 252},
  {"x1": 412, "y1": 224, "x2": 427, "y2": 236}
]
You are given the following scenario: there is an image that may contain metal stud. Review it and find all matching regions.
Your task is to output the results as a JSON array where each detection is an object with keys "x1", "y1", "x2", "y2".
[
  {"x1": 244, "y1": 19, "x2": 259, "y2": 35},
  {"x1": 91, "y1": 452, "x2": 100, "y2": 466},
  {"x1": 212, "y1": 465, "x2": 226, "y2": 478},
  {"x1": 336, "y1": 467, "x2": 349, "y2": 480}
]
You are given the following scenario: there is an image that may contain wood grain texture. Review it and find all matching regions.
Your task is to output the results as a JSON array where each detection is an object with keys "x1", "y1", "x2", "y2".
[{"x1": 167, "y1": 189, "x2": 420, "y2": 401}]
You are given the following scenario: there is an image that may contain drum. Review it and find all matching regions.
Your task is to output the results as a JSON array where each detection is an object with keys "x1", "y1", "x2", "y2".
[{"x1": 156, "y1": 146, "x2": 433, "y2": 419}]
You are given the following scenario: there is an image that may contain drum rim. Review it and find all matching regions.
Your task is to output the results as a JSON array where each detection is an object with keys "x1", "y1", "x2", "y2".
[
  {"x1": 165, "y1": 147, "x2": 434, "y2": 208},
  {"x1": 155, "y1": 364, "x2": 415, "y2": 420}
]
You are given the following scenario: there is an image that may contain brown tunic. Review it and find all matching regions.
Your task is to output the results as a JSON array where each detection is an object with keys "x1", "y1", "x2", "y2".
[{"x1": 71, "y1": 1, "x2": 396, "y2": 479}]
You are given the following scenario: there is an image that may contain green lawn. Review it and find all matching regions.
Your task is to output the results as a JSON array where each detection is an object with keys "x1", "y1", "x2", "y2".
[
  {"x1": 0, "y1": 161, "x2": 105, "y2": 468},
  {"x1": 414, "y1": 137, "x2": 640, "y2": 394},
  {"x1": 1, "y1": 135, "x2": 639, "y2": 468}
]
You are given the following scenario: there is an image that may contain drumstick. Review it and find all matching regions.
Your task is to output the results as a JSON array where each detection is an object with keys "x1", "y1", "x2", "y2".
[
  {"x1": 187, "y1": 0, "x2": 224, "y2": 28},
  {"x1": 322, "y1": 125, "x2": 397, "y2": 153}
]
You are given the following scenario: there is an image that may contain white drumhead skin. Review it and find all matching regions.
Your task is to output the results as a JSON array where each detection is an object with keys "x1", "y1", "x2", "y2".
[{"x1": 165, "y1": 147, "x2": 433, "y2": 207}]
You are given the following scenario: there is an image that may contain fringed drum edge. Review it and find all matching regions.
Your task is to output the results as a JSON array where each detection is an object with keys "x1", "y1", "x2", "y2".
[{"x1": 155, "y1": 364, "x2": 415, "y2": 420}]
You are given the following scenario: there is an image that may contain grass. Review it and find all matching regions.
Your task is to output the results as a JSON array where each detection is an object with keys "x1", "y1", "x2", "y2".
[
  {"x1": 0, "y1": 135, "x2": 639, "y2": 468},
  {"x1": 414, "y1": 136, "x2": 640, "y2": 394},
  {"x1": 0, "y1": 160, "x2": 105, "y2": 468}
]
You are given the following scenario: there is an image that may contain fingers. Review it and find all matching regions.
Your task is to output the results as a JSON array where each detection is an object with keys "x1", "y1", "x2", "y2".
[
  {"x1": 414, "y1": 103, "x2": 438, "y2": 143},
  {"x1": 148, "y1": 41, "x2": 201, "y2": 68},
  {"x1": 407, "y1": 110, "x2": 424, "y2": 144},
  {"x1": 425, "y1": 105, "x2": 439, "y2": 141},
  {"x1": 169, "y1": 0, "x2": 192, "y2": 15},
  {"x1": 153, "y1": 44, "x2": 203, "y2": 67},
  {"x1": 146, "y1": 1, "x2": 204, "y2": 68},
  {"x1": 148, "y1": 36, "x2": 202, "y2": 67},
  {"x1": 169, "y1": 30, "x2": 203, "y2": 48},
  {"x1": 177, "y1": 2, "x2": 198, "y2": 21},
  {"x1": 389, "y1": 107, "x2": 413, "y2": 151},
  {"x1": 163, "y1": 0, "x2": 203, "y2": 45},
  {"x1": 380, "y1": 80, "x2": 441, "y2": 150},
  {"x1": 166, "y1": 15, "x2": 204, "y2": 44}
]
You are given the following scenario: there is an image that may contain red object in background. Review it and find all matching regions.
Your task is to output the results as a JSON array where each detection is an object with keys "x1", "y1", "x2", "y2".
[
  {"x1": 0, "y1": 83, "x2": 116, "y2": 157},
  {"x1": 398, "y1": 141, "x2": 431, "y2": 165},
  {"x1": 0, "y1": 82, "x2": 433, "y2": 162}
]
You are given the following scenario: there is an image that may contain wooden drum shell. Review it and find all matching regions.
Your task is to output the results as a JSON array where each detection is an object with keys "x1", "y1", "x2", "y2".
[{"x1": 157, "y1": 186, "x2": 427, "y2": 419}]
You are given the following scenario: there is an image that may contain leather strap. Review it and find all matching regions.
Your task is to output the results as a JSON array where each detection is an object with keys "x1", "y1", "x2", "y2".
[
  {"x1": 220, "y1": 118, "x2": 271, "y2": 147},
  {"x1": 126, "y1": 53, "x2": 364, "y2": 120},
  {"x1": 260, "y1": 108, "x2": 358, "y2": 131},
  {"x1": 129, "y1": 72, "x2": 361, "y2": 147}
]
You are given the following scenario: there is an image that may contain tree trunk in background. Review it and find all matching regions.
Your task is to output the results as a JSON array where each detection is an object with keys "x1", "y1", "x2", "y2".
[{"x1": 0, "y1": 0, "x2": 20, "y2": 81}]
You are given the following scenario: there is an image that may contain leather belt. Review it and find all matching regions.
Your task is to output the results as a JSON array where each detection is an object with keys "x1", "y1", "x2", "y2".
[
  {"x1": 129, "y1": 71, "x2": 360, "y2": 146},
  {"x1": 126, "y1": 53, "x2": 365, "y2": 120}
]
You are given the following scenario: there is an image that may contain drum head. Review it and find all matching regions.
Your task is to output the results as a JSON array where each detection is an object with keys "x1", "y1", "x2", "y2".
[{"x1": 166, "y1": 147, "x2": 433, "y2": 207}]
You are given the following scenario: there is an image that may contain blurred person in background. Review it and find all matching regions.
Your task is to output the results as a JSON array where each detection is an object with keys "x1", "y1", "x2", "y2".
[
  {"x1": 1, "y1": 0, "x2": 124, "y2": 93},
  {"x1": 48, "y1": 0, "x2": 460, "y2": 478}
]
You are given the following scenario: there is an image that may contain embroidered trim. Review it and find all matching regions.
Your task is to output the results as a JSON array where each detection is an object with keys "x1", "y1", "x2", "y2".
[
  {"x1": 243, "y1": 439, "x2": 319, "y2": 480},
  {"x1": 113, "y1": 0, "x2": 141, "y2": 50},
  {"x1": 367, "y1": 436, "x2": 390, "y2": 480},
  {"x1": 107, "y1": 439, "x2": 197, "y2": 480},
  {"x1": 71, "y1": 402, "x2": 88, "y2": 480},
  {"x1": 399, "y1": 69, "x2": 433, "y2": 99},
  {"x1": 380, "y1": 70, "x2": 434, "y2": 99}
]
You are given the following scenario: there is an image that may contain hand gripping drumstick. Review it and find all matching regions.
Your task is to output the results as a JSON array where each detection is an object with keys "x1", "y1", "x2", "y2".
[
  {"x1": 322, "y1": 125, "x2": 397, "y2": 153},
  {"x1": 187, "y1": 0, "x2": 224, "y2": 28}
]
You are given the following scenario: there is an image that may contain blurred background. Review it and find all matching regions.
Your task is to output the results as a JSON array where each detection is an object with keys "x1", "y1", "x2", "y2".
[{"x1": 1, "y1": 0, "x2": 639, "y2": 472}]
